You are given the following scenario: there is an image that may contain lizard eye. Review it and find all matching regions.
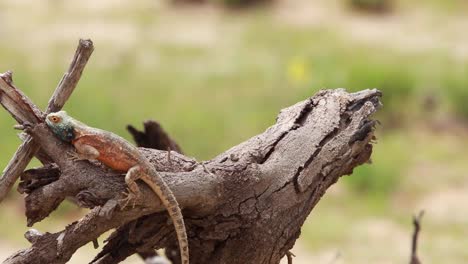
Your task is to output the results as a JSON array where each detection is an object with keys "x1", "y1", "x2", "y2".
[{"x1": 48, "y1": 116, "x2": 61, "y2": 123}]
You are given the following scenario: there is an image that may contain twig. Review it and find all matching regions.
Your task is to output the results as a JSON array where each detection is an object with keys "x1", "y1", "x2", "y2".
[
  {"x1": 0, "y1": 39, "x2": 94, "y2": 203},
  {"x1": 0, "y1": 73, "x2": 44, "y2": 202},
  {"x1": 410, "y1": 210, "x2": 424, "y2": 264},
  {"x1": 0, "y1": 71, "x2": 43, "y2": 124},
  {"x1": 0, "y1": 138, "x2": 40, "y2": 201},
  {"x1": 286, "y1": 250, "x2": 295, "y2": 264},
  {"x1": 46, "y1": 39, "x2": 94, "y2": 113}
]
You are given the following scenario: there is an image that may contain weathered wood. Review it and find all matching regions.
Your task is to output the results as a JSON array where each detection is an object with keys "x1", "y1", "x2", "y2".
[
  {"x1": 127, "y1": 120, "x2": 183, "y2": 153},
  {"x1": 0, "y1": 72, "x2": 45, "y2": 202},
  {"x1": 0, "y1": 39, "x2": 94, "y2": 203},
  {"x1": 3, "y1": 88, "x2": 381, "y2": 264},
  {"x1": 0, "y1": 71, "x2": 43, "y2": 124},
  {"x1": 46, "y1": 39, "x2": 94, "y2": 113}
]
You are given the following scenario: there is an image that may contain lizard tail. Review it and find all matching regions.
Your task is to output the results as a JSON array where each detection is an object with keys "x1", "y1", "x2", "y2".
[{"x1": 142, "y1": 174, "x2": 189, "y2": 264}]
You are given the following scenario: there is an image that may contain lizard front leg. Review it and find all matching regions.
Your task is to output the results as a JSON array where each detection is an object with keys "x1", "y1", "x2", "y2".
[
  {"x1": 120, "y1": 165, "x2": 143, "y2": 209},
  {"x1": 69, "y1": 140, "x2": 100, "y2": 161}
]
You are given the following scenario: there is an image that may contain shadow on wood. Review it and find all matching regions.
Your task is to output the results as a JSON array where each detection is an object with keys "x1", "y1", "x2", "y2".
[{"x1": 0, "y1": 40, "x2": 382, "y2": 264}]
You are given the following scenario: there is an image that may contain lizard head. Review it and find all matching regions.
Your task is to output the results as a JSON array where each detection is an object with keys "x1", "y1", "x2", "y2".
[{"x1": 46, "y1": 111, "x2": 76, "y2": 142}]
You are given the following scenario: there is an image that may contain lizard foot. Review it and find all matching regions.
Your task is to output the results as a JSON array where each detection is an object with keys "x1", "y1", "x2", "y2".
[
  {"x1": 119, "y1": 190, "x2": 139, "y2": 209},
  {"x1": 13, "y1": 121, "x2": 34, "y2": 132},
  {"x1": 67, "y1": 151, "x2": 87, "y2": 162}
]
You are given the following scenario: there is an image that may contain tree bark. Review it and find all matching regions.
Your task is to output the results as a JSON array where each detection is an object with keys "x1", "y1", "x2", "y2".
[
  {"x1": 2, "y1": 87, "x2": 381, "y2": 264},
  {"x1": 0, "y1": 39, "x2": 93, "y2": 203}
]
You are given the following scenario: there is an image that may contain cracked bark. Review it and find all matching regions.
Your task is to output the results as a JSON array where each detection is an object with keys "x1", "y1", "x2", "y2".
[{"x1": 2, "y1": 82, "x2": 381, "y2": 263}]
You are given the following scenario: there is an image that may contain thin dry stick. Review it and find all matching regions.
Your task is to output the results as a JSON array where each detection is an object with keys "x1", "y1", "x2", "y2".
[
  {"x1": 286, "y1": 250, "x2": 295, "y2": 264},
  {"x1": 410, "y1": 210, "x2": 424, "y2": 264},
  {"x1": 46, "y1": 39, "x2": 94, "y2": 113},
  {"x1": 0, "y1": 39, "x2": 94, "y2": 203},
  {"x1": 0, "y1": 71, "x2": 43, "y2": 124},
  {"x1": 0, "y1": 73, "x2": 47, "y2": 202}
]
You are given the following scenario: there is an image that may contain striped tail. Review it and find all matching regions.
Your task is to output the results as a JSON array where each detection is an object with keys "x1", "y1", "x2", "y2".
[{"x1": 142, "y1": 171, "x2": 189, "y2": 264}]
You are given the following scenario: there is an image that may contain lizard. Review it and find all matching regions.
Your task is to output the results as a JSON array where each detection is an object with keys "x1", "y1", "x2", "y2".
[{"x1": 45, "y1": 110, "x2": 189, "y2": 264}]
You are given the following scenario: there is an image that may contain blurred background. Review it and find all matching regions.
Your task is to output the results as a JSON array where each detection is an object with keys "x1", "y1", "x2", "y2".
[{"x1": 1, "y1": 0, "x2": 467, "y2": 263}]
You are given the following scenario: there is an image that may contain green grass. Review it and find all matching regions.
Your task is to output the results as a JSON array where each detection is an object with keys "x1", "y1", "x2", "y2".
[
  {"x1": 1, "y1": 3, "x2": 468, "y2": 263},
  {"x1": 343, "y1": 131, "x2": 409, "y2": 197},
  {"x1": 1, "y1": 10, "x2": 467, "y2": 171},
  {"x1": 444, "y1": 67, "x2": 468, "y2": 120},
  {"x1": 417, "y1": 0, "x2": 468, "y2": 14}
]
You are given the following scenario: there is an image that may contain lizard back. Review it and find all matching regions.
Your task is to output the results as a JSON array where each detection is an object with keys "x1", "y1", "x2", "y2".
[{"x1": 73, "y1": 129, "x2": 141, "y2": 172}]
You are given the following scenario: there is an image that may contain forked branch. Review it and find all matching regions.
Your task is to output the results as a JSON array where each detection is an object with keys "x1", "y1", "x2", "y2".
[
  {"x1": 0, "y1": 39, "x2": 94, "y2": 203},
  {"x1": 0, "y1": 38, "x2": 382, "y2": 264}
]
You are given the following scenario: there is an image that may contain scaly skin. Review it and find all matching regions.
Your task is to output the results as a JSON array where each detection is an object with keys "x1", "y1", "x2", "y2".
[{"x1": 45, "y1": 111, "x2": 189, "y2": 264}]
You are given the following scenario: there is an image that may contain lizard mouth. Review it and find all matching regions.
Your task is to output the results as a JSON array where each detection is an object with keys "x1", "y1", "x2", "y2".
[
  {"x1": 45, "y1": 115, "x2": 53, "y2": 128},
  {"x1": 44, "y1": 113, "x2": 76, "y2": 143}
]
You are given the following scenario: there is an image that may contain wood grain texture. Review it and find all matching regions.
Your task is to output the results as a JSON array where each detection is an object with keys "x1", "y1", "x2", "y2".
[{"x1": 4, "y1": 88, "x2": 381, "y2": 264}]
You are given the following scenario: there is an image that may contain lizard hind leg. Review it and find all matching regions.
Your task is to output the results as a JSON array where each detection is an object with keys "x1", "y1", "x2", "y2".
[{"x1": 119, "y1": 165, "x2": 143, "y2": 209}]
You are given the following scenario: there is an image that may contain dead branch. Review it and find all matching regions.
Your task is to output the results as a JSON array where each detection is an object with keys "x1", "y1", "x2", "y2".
[
  {"x1": 92, "y1": 89, "x2": 380, "y2": 264},
  {"x1": 46, "y1": 39, "x2": 94, "y2": 113},
  {"x1": 3, "y1": 86, "x2": 380, "y2": 264},
  {"x1": 0, "y1": 38, "x2": 381, "y2": 264},
  {"x1": 0, "y1": 39, "x2": 94, "y2": 203},
  {"x1": 127, "y1": 120, "x2": 183, "y2": 153},
  {"x1": 410, "y1": 211, "x2": 424, "y2": 264}
]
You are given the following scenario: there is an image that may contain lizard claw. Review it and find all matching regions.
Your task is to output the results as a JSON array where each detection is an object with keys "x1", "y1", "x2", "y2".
[
  {"x1": 67, "y1": 151, "x2": 83, "y2": 162},
  {"x1": 14, "y1": 122, "x2": 34, "y2": 133},
  {"x1": 119, "y1": 190, "x2": 138, "y2": 209}
]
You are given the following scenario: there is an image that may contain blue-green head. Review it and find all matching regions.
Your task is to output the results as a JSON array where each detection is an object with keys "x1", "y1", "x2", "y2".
[{"x1": 46, "y1": 111, "x2": 76, "y2": 142}]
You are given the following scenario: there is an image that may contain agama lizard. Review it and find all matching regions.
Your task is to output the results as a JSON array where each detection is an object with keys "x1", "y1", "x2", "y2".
[{"x1": 45, "y1": 111, "x2": 189, "y2": 264}]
